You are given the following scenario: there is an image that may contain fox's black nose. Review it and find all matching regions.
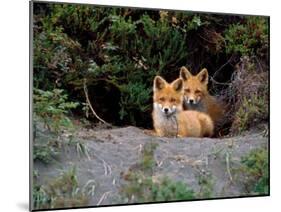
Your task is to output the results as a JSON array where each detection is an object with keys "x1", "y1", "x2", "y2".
[
  {"x1": 164, "y1": 108, "x2": 169, "y2": 113},
  {"x1": 189, "y1": 99, "x2": 194, "y2": 104}
]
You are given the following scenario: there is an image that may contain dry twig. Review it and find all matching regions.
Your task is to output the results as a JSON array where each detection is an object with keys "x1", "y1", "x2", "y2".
[
  {"x1": 97, "y1": 191, "x2": 111, "y2": 206},
  {"x1": 83, "y1": 79, "x2": 109, "y2": 125}
]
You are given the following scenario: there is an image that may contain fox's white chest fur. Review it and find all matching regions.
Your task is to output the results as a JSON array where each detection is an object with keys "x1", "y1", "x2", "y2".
[{"x1": 153, "y1": 103, "x2": 178, "y2": 137}]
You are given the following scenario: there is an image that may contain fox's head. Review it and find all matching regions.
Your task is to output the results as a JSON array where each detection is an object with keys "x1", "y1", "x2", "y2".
[
  {"x1": 153, "y1": 76, "x2": 184, "y2": 117},
  {"x1": 180, "y1": 66, "x2": 209, "y2": 106}
]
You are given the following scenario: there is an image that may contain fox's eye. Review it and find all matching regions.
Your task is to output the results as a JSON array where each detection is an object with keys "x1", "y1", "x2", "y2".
[
  {"x1": 195, "y1": 90, "x2": 201, "y2": 94},
  {"x1": 159, "y1": 97, "x2": 165, "y2": 102},
  {"x1": 170, "y1": 98, "x2": 176, "y2": 102},
  {"x1": 185, "y1": 88, "x2": 190, "y2": 93}
]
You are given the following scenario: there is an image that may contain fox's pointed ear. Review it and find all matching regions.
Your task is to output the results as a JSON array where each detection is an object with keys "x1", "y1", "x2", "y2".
[
  {"x1": 180, "y1": 66, "x2": 192, "y2": 81},
  {"x1": 172, "y1": 78, "x2": 183, "y2": 92},
  {"x1": 154, "y1": 76, "x2": 167, "y2": 91},
  {"x1": 197, "y1": 68, "x2": 209, "y2": 85}
]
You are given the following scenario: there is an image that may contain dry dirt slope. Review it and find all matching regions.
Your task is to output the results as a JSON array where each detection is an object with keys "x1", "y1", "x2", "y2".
[{"x1": 34, "y1": 126, "x2": 268, "y2": 207}]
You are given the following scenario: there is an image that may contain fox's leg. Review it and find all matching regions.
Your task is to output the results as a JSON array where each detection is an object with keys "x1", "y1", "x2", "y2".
[
  {"x1": 198, "y1": 114, "x2": 214, "y2": 137},
  {"x1": 176, "y1": 121, "x2": 188, "y2": 137},
  {"x1": 177, "y1": 133, "x2": 184, "y2": 138},
  {"x1": 155, "y1": 128, "x2": 165, "y2": 137}
]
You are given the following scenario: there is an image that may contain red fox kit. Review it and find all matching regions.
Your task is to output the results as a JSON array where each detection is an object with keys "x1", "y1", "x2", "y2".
[
  {"x1": 180, "y1": 66, "x2": 224, "y2": 124},
  {"x1": 152, "y1": 76, "x2": 214, "y2": 137}
]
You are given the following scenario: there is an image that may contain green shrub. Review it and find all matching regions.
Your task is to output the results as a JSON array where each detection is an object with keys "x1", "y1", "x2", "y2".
[
  {"x1": 33, "y1": 21, "x2": 83, "y2": 90},
  {"x1": 197, "y1": 170, "x2": 214, "y2": 199},
  {"x1": 33, "y1": 3, "x2": 269, "y2": 131},
  {"x1": 151, "y1": 178, "x2": 195, "y2": 201},
  {"x1": 225, "y1": 17, "x2": 268, "y2": 57},
  {"x1": 119, "y1": 82, "x2": 151, "y2": 124},
  {"x1": 240, "y1": 148, "x2": 269, "y2": 194},
  {"x1": 33, "y1": 184, "x2": 50, "y2": 209},
  {"x1": 139, "y1": 142, "x2": 158, "y2": 173},
  {"x1": 229, "y1": 58, "x2": 269, "y2": 134},
  {"x1": 33, "y1": 88, "x2": 79, "y2": 133},
  {"x1": 121, "y1": 141, "x2": 195, "y2": 203},
  {"x1": 33, "y1": 143, "x2": 59, "y2": 164},
  {"x1": 33, "y1": 88, "x2": 79, "y2": 164},
  {"x1": 33, "y1": 167, "x2": 90, "y2": 210},
  {"x1": 34, "y1": 4, "x2": 189, "y2": 126},
  {"x1": 232, "y1": 94, "x2": 268, "y2": 133},
  {"x1": 122, "y1": 172, "x2": 195, "y2": 203}
]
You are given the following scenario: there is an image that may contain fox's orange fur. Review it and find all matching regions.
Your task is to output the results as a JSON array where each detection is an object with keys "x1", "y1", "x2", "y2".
[
  {"x1": 180, "y1": 66, "x2": 224, "y2": 125},
  {"x1": 152, "y1": 76, "x2": 214, "y2": 137}
]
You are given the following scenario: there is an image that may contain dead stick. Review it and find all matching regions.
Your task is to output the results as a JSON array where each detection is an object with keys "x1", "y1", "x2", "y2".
[
  {"x1": 97, "y1": 191, "x2": 111, "y2": 206},
  {"x1": 225, "y1": 152, "x2": 233, "y2": 182},
  {"x1": 83, "y1": 79, "x2": 109, "y2": 125}
]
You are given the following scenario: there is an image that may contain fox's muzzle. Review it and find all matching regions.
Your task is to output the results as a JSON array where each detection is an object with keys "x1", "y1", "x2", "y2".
[
  {"x1": 154, "y1": 103, "x2": 177, "y2": 117},
  {"x1": 184, "y1": 96, "x2": 198, "y2": 105}
]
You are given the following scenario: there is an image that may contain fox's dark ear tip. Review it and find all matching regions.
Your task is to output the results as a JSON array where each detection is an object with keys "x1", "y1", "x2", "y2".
[
  {"x1": 180, "y1": 66, "x2": 191, "y2": 80},
  {"x1": 200, "y1": 68, "x2": 208, "y2": 75},
  {"x1": 154, "y1": 75, "x2": 160, "y2": 81},
  {"x1": 154, "y1": 75, "x2": 163, "y2": 82},
  {"x1": 198, "y1": 68, "x2": 209, "y2": 84},
  {"x1": 154, "y1": 76, "x2": 166, "y2": 90},
  {"x1": 173, "y1": 78, "x2": 183, "y2": 91}
]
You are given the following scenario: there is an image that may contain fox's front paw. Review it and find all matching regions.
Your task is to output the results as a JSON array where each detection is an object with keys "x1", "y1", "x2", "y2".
[{"x1": 177, "y1": 134, "x2": 184, "y2": 138}]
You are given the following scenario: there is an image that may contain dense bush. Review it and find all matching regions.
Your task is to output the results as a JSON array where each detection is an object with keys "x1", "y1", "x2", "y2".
[
  {"x1": 33, "y1": 3, "x2": 269, "y2": 132},
  {"x1": 240, "y1": 148, "x2": 269, "y2": 194},
  {"x1": 122, "y1": 173, "x2": 195, "y2": 203},
  {"x1": 33, "y1": 167, "x2": 93, "y2": 209},
  {"x1": 33, "y1": 88, "x2": 79, "y2": 133},
  {"x1": 224, "y1": 17, "x2": 269, "y2": 58},
  {"x1": 224, "y1": 57, "x2": 269, "y2": 134},
  {"x1": 33, "y1": 88, "x2": 88, "y2": 164}
]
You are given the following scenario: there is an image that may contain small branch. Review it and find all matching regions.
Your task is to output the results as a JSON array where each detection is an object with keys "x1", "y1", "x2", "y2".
[
  {"x1": 102, "y1": 159, "x2": 108, "y2": 176},
  {"x1": 97, "y1": 191, "x2": 111, "y2": 206},
  {"x1": 94, "y1": 152, "x2": 112, "y2": 176},
  {"x1": 252, "y1": 55, "x2": 265, "y2": 73},
  {"x1": 83, "y1": 79, "x2": 109, "y2": 125},
  {"x1": 210, "y1": 77, "x2": 231, "y2": 86},
  {"x1": 212, "y1": 55, "x2": 234, "y2": 80},
  {"x1": 225, "y1": 152, "x2": 233, "y2": 182}
]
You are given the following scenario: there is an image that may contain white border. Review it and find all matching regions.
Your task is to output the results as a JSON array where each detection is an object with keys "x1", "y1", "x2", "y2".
[{"x1": 1, "y1": 0, "x2": 279, "y2": 212}]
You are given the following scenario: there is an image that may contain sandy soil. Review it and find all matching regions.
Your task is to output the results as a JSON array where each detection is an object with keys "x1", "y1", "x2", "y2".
[{"x1": 34, "y1": 126, "x2": 268, "y2": 207}]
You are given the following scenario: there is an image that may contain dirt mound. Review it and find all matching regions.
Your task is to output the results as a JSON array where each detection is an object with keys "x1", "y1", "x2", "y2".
[{"x1": 34, "y1": 126, "x2": 268, "y2": 207}]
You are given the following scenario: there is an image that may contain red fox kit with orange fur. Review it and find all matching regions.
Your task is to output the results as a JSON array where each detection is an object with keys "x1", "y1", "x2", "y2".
[{"x1": 180, "y1": 66, "x2": 224, "y2": 125}]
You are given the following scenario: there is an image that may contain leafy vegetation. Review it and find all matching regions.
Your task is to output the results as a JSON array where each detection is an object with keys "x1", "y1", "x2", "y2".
[
  {"x1": 33, "y1": 167, "x2": 93, "y2": 209},
  {"x1": 225, "y1": 17, "x2": 269, "y2": 58},
  {"x1": 197, "y1": 170, "x2": 214, "y2": 199},
  {"x1": 233, "y1": 94, "x2": 268, "y2": 133},
  {"x1": 240, "y1": 148, "x2": 269, "y2": 194},
  {"x1": 33, "y1": 3, "x2": 269, "y2": 131},
  {"x1": 227, "y1": 57, "x2": 269, "y2": 134},
  {"x1": 121, "y1": 142, "x2": 195, "y2": 203},
  {"x1": 33, "y1": 88, "x2": 78, "y2": 133},
  {"x1": 122, "y1": 173, "x2": 195, "y2": 203},
  {"x1": 121, "y1": 141, "x2": 217, "y2": 203},
  {"x1": 33, "y1": 142, "x2": 59, "y2": 164},
  {"x1": 33, "y1": 88, "x2": 81, "y2": 164}
]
